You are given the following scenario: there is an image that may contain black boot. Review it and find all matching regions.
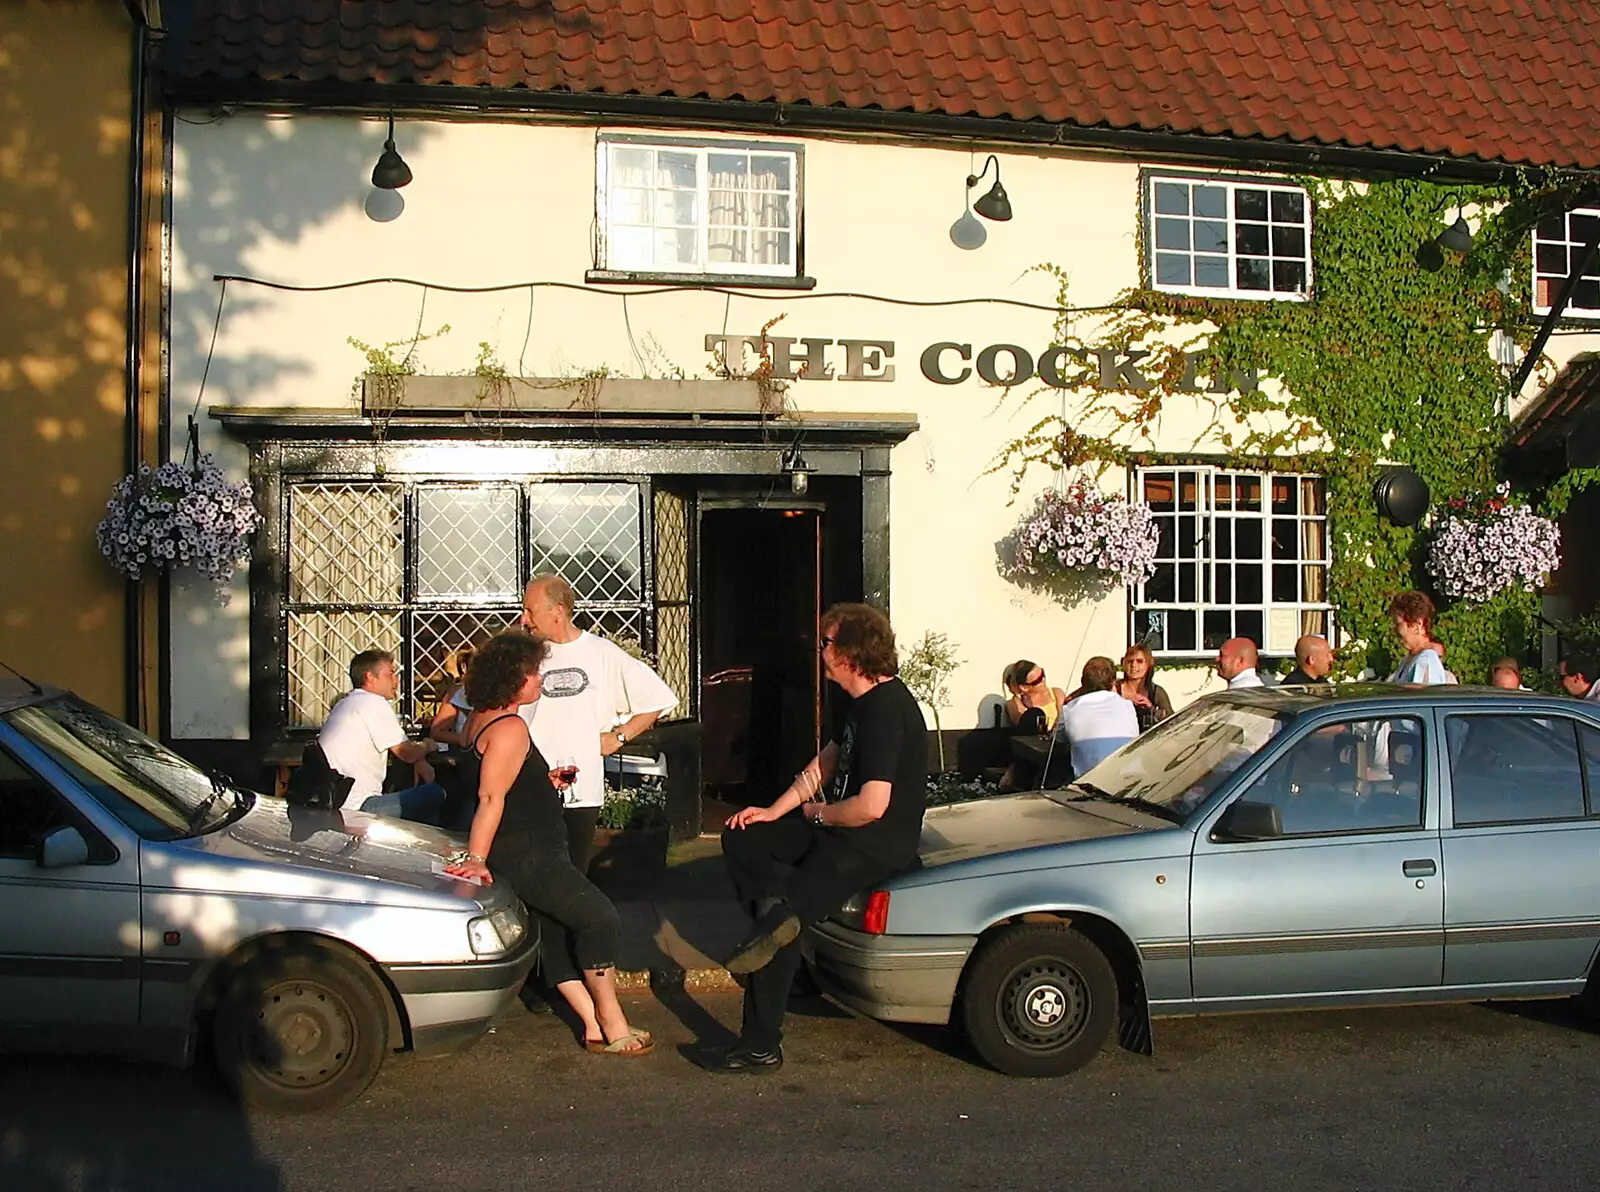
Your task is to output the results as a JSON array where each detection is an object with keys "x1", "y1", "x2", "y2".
[
  {"x1": 725, "y1": 903, "x2": 802, "y2": 975},
  {"x1": 690, "y1": 1041, "x2": 784, "y2": 1075}
]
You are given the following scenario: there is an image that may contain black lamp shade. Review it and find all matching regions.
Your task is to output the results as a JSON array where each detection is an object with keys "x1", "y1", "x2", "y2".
[
  {"x1": 1438, "y1": 216, "x2": 1473, "y2": 255},
  {"x1": 371, "y1": 140, "x2": 412, "y2": 190},
  {"x1": 1374, "y1": 466, "x2": 1430, "y2": 526},
  {"x1": 973, "y1": 180, "x2": 1012, "y2": 222}
]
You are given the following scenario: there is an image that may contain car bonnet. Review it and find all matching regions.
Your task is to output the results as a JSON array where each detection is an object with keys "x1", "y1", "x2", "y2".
[{"x1": 915, "y1": 791, "x2": 1162, "y2": 869}]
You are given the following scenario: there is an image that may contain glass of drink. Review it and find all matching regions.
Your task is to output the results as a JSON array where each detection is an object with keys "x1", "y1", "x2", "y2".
[{"x1": 552, "y1": 756, "x2": 579, "y2": 803}]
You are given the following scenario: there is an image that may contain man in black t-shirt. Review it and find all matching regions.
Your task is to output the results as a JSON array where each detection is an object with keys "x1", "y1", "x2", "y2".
[{"x1": 692, "y1": 603, "x2": 928, "y2": 1075}]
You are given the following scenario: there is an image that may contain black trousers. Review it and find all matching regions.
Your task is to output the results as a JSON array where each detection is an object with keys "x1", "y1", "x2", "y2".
[
  {"x1": 563, "y1": 806, "x2": 601, "y2": 875},
  {"x1": 721, "y1": 815, "x2": 906, "y2": 1053},
  {"x1": 492, "y1": 832, "x2": 621, "y2": 987}
]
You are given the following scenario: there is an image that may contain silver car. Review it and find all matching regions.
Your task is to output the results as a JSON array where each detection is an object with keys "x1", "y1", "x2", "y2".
[
  {"x1": 0, "y1": 677, "x2": 536, "y2": 1111},
  {"x1": 805, "y1": 686, "x2": 1600, "y2": 1077}
]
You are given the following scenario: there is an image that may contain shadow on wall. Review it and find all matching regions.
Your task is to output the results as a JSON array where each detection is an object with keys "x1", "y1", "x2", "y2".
[{"x1": 0, "y1": 4, "x2": 139, "y2": 711}]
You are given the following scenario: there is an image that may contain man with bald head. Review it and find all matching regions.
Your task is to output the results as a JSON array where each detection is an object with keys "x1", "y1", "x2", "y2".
[
  {"x1": 1281, "y1": 634, "x2": 1334, "y2": 686},
  {"x1": 1215, "y1": 637, "x2": 1264, "y2": 689}
]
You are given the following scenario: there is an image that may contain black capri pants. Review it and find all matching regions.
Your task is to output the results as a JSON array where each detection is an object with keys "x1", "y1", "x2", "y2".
[{"x1": 491, "y1": 832, "x2": 622, "y2": 986}]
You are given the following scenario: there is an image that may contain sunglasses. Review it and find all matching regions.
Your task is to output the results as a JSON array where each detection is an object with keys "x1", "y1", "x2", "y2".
[{"x1": 818, "y1": 635, "x2": 837, "y2": 653}]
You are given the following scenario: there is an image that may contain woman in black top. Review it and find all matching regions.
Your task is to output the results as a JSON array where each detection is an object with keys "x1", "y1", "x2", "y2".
[
  {"x1": 1115, "y1": 644, "x2": 1173, "y2": 733},
  {"x1": 445, "y1": 633, "x2": 651, "y2": 1055}
]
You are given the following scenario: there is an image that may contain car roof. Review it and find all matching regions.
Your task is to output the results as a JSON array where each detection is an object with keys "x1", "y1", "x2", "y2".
[
  {"x1": 0, "y1": 673, "x2": 63, "y2": 716},
  {"x1": 1211, "y1": 682, "x2": 1582, "y2": 715}
]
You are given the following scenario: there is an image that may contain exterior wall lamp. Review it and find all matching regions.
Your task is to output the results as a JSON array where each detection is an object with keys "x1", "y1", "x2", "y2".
[
  {"x1": 1416, "y1": 205, "x2": 1473, "y2": 272},
  {"x1": 780, "y1": 441, "x2": 811, "y2": 495},
  {"x1": 371, "y1": 114, "x2": 413, "y2": 189},
  {"x1": 949, "y1": 154, "x2": 1012, "y2": 250}
]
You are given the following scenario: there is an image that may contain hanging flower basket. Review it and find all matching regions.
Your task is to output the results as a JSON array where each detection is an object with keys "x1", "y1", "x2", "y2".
[
  {"x1": 997, "y1": 474, "x2": 1160, "y2": 605},
  {"x1": 1426, "y1": 484, "x2": 1560, "y2": 604},
  {"x1": 95, "y1": 454, "x2": 262, "y2": 603}
]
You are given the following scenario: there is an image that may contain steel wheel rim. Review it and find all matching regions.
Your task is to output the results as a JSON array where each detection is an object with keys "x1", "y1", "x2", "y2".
[
  {"x1": 243, "y1": 978, "x2": 357, "y2": 1091},
  {"x1": 996, "y1": 957, "x2": 1091, "y2": 1053}
]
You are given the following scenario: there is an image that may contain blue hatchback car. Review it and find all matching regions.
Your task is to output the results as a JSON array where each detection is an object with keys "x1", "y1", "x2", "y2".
[{"x1": 804, "y1": 686, "x2": 1600, "y2": 1077}]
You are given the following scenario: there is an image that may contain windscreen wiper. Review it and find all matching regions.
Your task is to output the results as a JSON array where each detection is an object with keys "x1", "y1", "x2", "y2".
[{"x1": 1068, "y1": 782, "x2": 1178, "y2": 822}]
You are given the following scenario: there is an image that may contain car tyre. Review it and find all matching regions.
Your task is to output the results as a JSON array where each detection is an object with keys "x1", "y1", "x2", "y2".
[
  {"x1": 212, "y1": 945, "x2": 389, "y2": 1113},
  {"x1": 961, "y1": 923, "x2": 1117, "y2": 1078}
]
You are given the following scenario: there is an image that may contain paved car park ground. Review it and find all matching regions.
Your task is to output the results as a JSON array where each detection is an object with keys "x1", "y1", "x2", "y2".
[{"x1": 6, "y1": 988, "x2": 1600, "y2": 1191}]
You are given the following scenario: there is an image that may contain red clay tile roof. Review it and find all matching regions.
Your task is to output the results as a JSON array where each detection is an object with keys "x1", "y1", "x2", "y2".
[{"x1": 161, "y1": 1, "x2": 1600, "y2": 171}]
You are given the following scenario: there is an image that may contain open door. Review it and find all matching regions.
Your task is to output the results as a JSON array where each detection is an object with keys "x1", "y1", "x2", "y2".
[{"x1": 698, "y1": 506, "x2": 821, "y2": 806}]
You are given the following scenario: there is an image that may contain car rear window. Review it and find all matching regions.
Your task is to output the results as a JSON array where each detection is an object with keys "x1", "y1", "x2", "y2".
[{"x1": 1445, "y1": 714, "x2": 1587, "y2": 826}]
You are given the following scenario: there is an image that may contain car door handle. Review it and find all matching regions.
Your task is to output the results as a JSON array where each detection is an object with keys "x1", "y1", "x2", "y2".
[{"x1": 1402, "y1": 859, "x2": 1436, "y2": 878}]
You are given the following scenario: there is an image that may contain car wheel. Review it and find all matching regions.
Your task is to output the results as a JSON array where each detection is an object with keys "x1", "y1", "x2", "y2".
[
  {"x1": 211, "y1": 945, "x2": 389, "y2": 1113},
  {"x1": 960, "y1": 923, "x2": 1117, "y2": 1078}
]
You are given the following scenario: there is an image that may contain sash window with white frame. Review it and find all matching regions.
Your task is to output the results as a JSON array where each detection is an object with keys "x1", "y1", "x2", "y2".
[
  {"x1": 1146, "y1": 171, "x2": 1312, "y2": 301},
  {"x1": 1532, "y1": 208, "x2": 1600, "y2": 315},
  {"x1": 1131, "y1": 467, "x2": 1332, "y2": 658},
  {"x1": 597, "y1": 135, "x2": 801, "y2": 278}
]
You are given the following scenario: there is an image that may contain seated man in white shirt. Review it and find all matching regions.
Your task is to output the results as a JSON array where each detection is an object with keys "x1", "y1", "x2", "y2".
[
  {"x1": 319, "y1": 649, "x2": 445, "y2": 825},
  {"x1": 1215, "y1": 637, "x2": 1265, "y2": 689},
  {"x1": 1057, "y1": 656, "x2": 1140, "y2": 777}
]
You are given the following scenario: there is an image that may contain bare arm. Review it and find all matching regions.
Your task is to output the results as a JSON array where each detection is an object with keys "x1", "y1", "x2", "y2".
[
  {"x1": 727, "y1": 741, "x2": 840, "y2": 828},
  {"x1": 390, "y1": 739, "x2": 439, "y2": 765},
  {"x1": 599, "y1": 710, "x2": 663, "y2": 758},
  {"x1": 806, "y1": 778, "x2": 891, "y2": 828},
  {"x1": 444, "y1": 719, "x2": 527, "y2": 883},
  {"x1": 428, "y1": 697, "x2": 467, "y2": 747}
]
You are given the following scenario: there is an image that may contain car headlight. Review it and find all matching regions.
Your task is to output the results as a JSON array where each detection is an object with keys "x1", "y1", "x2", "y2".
[{"x1": 468, "y1": 905, "x2": 527, "y2": 956}]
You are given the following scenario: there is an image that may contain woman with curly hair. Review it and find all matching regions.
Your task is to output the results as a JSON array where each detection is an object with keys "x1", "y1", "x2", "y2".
[
  {"x1": 445, "y1": 632, "x2": 652, "y2": 1055},
  {"x1": 1387, "y1": 591, "x2": 1457, "y2": 685}
]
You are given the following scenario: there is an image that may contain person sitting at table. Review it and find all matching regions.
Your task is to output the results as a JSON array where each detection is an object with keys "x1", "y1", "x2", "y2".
[
  {"x1": 428, "y1": 641, "x2": 481, "y2": 749},
  {"x1": 319, "y1": 649, "x2": 446, "y2": 825},
  {"x1": 1000, "y1": 660, "x2": 1067, "y2": 789},
  {"x1": 1058, "y1": 656, "x2": 1140, "y2": 777},
  {"x1": 1113, "y1": 644, "x2": 1173, "y2": 732}
]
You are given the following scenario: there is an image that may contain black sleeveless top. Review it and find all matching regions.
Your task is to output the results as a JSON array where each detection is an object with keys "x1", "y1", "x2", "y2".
[{"x1": 467, "y1": 714, "x2": 568, "y2": 859}]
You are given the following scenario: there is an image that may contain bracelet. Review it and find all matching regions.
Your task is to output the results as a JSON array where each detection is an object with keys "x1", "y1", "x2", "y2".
[{"x1": 447, "y1": 850, "x2": 485, "y2": 865}]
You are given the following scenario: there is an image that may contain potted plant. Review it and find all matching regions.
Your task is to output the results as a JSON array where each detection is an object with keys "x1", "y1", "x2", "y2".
[
  {"x1": 95, "y1": 454, "x2": 262, "y2": 604},
  {"x1": 996, "y1": 472, "x2": 1159, "y2": 606},
  {"x1": 900, "y1": 630, "x2": 962, "y2": 775}
]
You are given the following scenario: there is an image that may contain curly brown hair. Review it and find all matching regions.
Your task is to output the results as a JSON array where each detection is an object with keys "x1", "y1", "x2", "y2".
[
  {"x1": 1387, "y1": 590, "x2": 1436, "y2": 631},
  {"x1": 821, "y1": 603, "x2": 898, "y2": 679},
  {"x1": 464, "y1": 633, "x2": 549, "y2": 710}
]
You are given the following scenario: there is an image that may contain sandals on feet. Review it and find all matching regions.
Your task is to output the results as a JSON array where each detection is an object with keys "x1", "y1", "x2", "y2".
[{"x1": 583, "y1": 1030, "x2": 655, "y2": 1057}]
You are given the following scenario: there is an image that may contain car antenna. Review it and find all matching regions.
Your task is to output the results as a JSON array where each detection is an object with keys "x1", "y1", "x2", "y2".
[{"x1": 0, "y1": 660, "x2": 43, "y2": 695}]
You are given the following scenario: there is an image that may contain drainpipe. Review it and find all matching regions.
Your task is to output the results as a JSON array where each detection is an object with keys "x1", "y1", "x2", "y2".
[{"x1": 123, "y1": 9, "x2": 152, "y2": 728}]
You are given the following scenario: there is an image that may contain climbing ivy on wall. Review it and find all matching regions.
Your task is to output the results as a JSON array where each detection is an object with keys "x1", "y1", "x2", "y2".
[{"x1": 996, "y1": 176, "x2": 1584, "y2": 683}]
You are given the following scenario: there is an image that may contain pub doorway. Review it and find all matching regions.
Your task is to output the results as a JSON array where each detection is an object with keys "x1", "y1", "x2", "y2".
[{"x1": 698, "y1": 502, "x2": 823, "y2": 807}]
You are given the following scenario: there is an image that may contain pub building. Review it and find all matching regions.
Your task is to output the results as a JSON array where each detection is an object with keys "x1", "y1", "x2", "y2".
[{"x1": 148, "y1": 3, "x2": 1600, "y2": 829}]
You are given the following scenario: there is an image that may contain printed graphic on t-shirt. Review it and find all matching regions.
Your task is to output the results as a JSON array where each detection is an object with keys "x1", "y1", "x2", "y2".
[
  {"x1": 829, "y1": 716, "x2": 857, "y2": 803},
  {"x1": 541, "y1": 667, "x2": 590, "y2": 698}
]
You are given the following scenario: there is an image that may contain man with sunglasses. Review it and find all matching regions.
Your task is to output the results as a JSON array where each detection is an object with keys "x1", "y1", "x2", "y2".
[{"x1": 695, "y1": 603, "x2": 928, "y2": 1075}]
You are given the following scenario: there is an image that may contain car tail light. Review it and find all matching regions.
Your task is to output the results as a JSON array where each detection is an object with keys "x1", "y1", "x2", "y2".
[{"x1": 862, "y1": 890, "x2": 890, "y2": 935}]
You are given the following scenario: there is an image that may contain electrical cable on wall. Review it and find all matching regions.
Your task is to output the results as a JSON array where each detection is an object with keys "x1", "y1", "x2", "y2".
[
  {"x1": 210, "y1": 273, "x2": 1125, "y2": 316},
  {"x1": 183, "y1": 277, "x2": 230, "y2": 468}
]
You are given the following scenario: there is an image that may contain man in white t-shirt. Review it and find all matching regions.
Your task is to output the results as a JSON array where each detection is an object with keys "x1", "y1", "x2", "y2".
[
  {"x1": 1216, "y1": 637, "x2": 1265, "y2": 689},
  {"x1": 1558, "y1": 654, "x2": 1600, "y2": 702},
  {"x1": 318, "y1": 649, "x2": 445, "y2": 825},
  {"x1": 1057, "y1": 657, "x2": 1139, "y2": 777},
  {"x1": 518, "y1": 574, "x2": 678, "y2": 872}
]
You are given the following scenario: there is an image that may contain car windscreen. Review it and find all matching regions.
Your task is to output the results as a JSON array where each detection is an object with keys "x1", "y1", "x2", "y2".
[
  {"x1": 1051, "y1": 699, "x2": 1290, "y2": 822},
  {"x1": 5, "y1": 696, "x2": 242, "y2": 840}
]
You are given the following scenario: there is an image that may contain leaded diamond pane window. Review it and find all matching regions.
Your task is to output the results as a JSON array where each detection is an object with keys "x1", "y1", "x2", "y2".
[
  {"x1": 287, "y1": 611, "x2": 401, "y2": 729},
  {"x1": 288, "y1": 484, "x2": 402, "y2": 604},
  {"x1": 417, "y1": 486, "x2": 521, "y2": 602},
  {"x1": 529, "y1": 482, "x2": 642, "y2": 602}
]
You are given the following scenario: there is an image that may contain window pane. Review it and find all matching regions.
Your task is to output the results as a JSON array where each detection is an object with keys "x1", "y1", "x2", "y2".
[
  {"x1": 1272, "y1": 562, "x2": 1298, "y2": 602},
  {"x1": 1194, "y1": 219, "x2": 1228, "y2": 253},
  {"x1": 1156, "y1": 218, "x2": 1192, "y2": 250},
  {"x1": 708, "y1": 227, "x2": 748, "y2": 263},
  {"x1": 1272, "y1": 225, "x2": 1306, "y2": 257},
  {"x1": 1166, "y1": 610, "x2": 1196, "y2": 651},
  {"x1": 1195, "y1": 257, "x2": 1229, "y2": 287},
  {"x1": 409, "y1": 609, "x2": 518, "y2": 723},
  {"x1": 608, "y1": 187, "x2": 653, "y2": 224},
  {"x1": 753, "y1": 229, "x2": 791, "y2": 266},
  {"x1": 656, "y1": 228, "x2": 698, "y2": 265},
  {"x1": 1572, "y1": 212, "x2": 1600, "y2": 241},
  {"x1": 1447, "y1": 716, "x2": 1585, "y2": 825},
  {"x1": 608, "y1": 226, "x2": 653, "y2": 270},
  {"x1": 1195, "y1": 186, "x2": 1227, "y2": 218},
  {"x1": 1156, "y1": 253, "x2": 1192, "y2": 285},
  {"x1": 1203, "y1": 610, "x2": 1232, "y2": 649},
  {"x1": 416, "y1": 486, "x2": 521, "y2": 601},
  {"x1": 1234, "y1": 520, "x2": 1263, "y2": 559},
  {"x1": 1240, "y1": 716, "x2": 1425, "y2": 837},
  {"x1": 1237, "y1": 258, "x2": 1271, "y2": 290},
  {"x1": 1178, "y1": 563, "x2": 1196, "y2": 603},
  {"x1": 1273, "y1": 260, "x2": 1308, "y2": 293},
  {"x1": 288, "y1": 484, "x2": 403, "y2": 605},
  {"x1": 610, "y1": 146, "x2": 653, "y2": 183},
  {"x1": 1144, "y1": 472, "x2": 1176, "y2": 509},
  {"x1": 288, "y1": 611, "x2": 402, "y2": 729},
  {"x1": 1235, "y1": 609, "x2": 1263, "y2": 646},
  {"x1": 528, "y1": 482, "x2": 643, "y2": 602},
  {"x1": 1301, "y1": 477, "x2": 1326, "y2": 516},
  {"x1": 1235, "y1": 224, "x2": 1268, "y2": 255},
  {"x1": 1271, "y1": 476, "x2": 1298, "y2": 514},
  {"x1": 1272, "y1": 520, "x2": 1297, "y2": 558},
  {"x1": 1144, "y1": 563, "x2": 1176, "y2": 602},
  {"x1": 655, "y1": 190, "x2": 697, "y2": 226},
  {"x1": 1580, "y1": 723, "x2": 1600, "y2": 814},
  {"x1": 1536, "y1": 214, "x2": 1565, "y2": 240},
  {"x1": 1270, "y1": 190, "x2": 1306, "y2": 223},
  {"x1": 658, "y1": 150, "x2": 698, "y2": 188},
  {"x1": 0, "y1": 749, "x2": 69, "y2": 858},
  {"x1": 1235, "y1": 476, "x2": 1262, "y2": 511},
  {"x1": 1154, "y1": 182, "x2": 1190, "y2": 215},
  {"x1": 751, "y1": 154, "x2": 791, "y2": 191},
  {"x1": 1235, "y1": 565, "x2": 1263, "y2": 605},
  {"x1": 1234, "y1": 188, "x2": 1268, "y2": 221},
  {"x1": 1215, "y1": 567, "x2": 1233, "y2": 602}
]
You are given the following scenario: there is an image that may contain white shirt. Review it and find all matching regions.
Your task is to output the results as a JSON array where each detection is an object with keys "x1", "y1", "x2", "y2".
[
  {"x1": 517, "y1": 632, "x2": 678, "y2": 809},
  {"x1": 1058, "y1": 690, "x2": 1139, "y2": 777},
  {"x1": 1227, "y1": 669, "x2": 1265, "y2": 689},
  {"x1": 1390, "y1": 649, "x2": 1457, "y2": 685},
  {"x1": 1584, "y1": 682, "x2": 1600, "y2": 703},
  {"x1": 318, "y1": 689, "x2": 407, "y2": 801}
]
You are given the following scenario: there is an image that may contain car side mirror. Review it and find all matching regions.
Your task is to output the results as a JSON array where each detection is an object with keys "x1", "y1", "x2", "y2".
[
  {"x1": 38, "y1": 825, "x2": 90, "y2": 869},
  {"x1": 1214, "y1": 800, "x2": 1283, "y2": 842}
]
